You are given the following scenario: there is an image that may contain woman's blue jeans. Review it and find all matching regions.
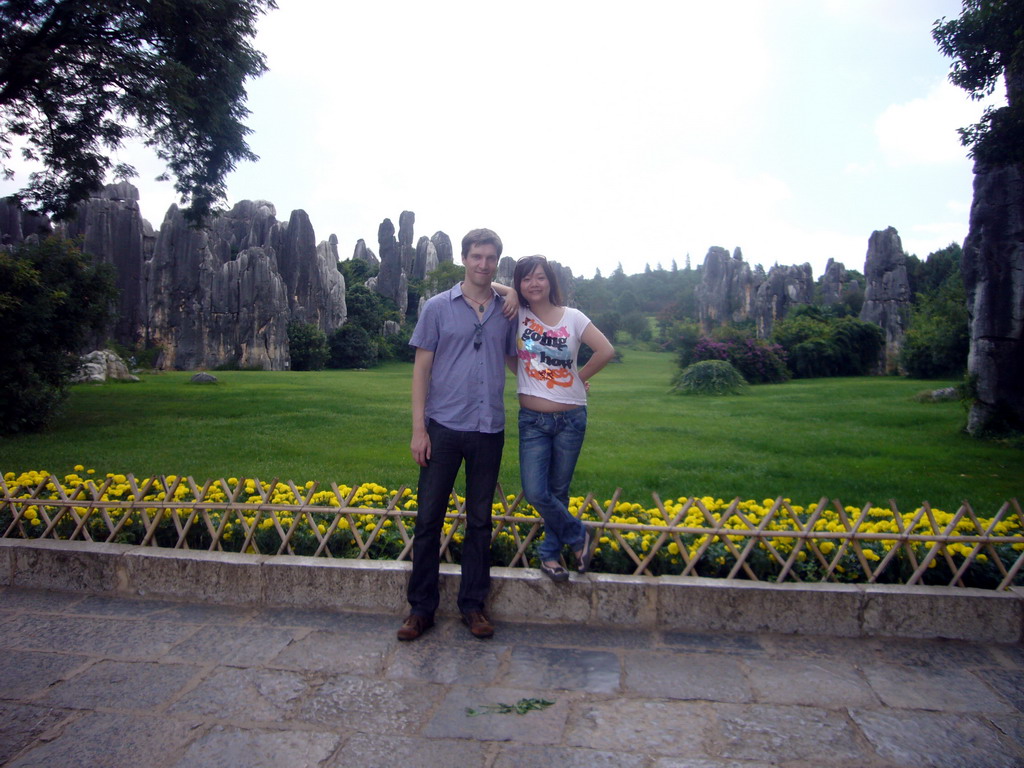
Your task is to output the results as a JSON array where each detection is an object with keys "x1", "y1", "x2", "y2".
[{"x1": 518, "y1": 406, "x2": 588, "y2": 563}]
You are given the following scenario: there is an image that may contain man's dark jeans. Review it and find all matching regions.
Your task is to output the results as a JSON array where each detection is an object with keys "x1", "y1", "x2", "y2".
[{"x1": 407, "y1": 419, "x2": 504, "y2": 618}]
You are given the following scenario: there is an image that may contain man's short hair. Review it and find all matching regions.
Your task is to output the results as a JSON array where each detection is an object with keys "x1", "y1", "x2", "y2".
[{"x1": 461, "y1": 228, "x2": 503, "y2": 259}]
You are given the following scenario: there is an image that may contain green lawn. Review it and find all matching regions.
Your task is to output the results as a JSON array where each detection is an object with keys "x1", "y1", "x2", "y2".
[{"x1": 2, "y1": 351, "x2": 1020, "y2": 513}]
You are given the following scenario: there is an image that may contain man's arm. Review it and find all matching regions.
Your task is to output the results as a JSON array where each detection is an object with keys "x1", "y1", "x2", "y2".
[{"x1": 411, "y1": 347, "x2": 435, "y2": 467}]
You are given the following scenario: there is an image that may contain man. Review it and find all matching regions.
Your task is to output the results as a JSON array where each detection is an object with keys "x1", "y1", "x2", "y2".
[{"x1": 398, "y1": 228, "x2": 517, "y2": 641}]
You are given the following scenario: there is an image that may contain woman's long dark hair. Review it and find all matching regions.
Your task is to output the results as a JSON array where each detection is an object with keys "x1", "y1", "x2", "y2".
[{"x1": 513, "y1": 255, "x2": 562, "y2": 308}]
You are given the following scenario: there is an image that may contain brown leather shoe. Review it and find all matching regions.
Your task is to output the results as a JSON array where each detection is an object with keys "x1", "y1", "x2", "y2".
[
  {"x1": 397, "y1": 614, "x2": 433, "y2": 641},
  {"x1": 461, "y1": 610, "x2": 494, "y2": 639}
]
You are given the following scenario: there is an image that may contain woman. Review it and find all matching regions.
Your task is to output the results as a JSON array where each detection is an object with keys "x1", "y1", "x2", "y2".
[{"x1": 498, "y1": 255, "x2": 615, "y2": 581}]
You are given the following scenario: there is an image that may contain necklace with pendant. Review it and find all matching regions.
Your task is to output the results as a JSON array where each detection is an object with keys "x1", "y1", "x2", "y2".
[{"x1": 465, "y1": 294, "x2": 488, "y2": 313}]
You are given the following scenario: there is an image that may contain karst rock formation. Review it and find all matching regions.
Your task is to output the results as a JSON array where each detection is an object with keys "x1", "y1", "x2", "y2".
[
  {"x1": 5, "y1": 182, "x2": 940, "y2": 380},
  {"x1": 859, "y1": 227, "x2": 911, "y2": 374},
  {"x1": 754, "y1": 263, "x2": 814, "y2": 338},
  {"x1": 695, "y1": 247, "x2": 761, "y2": 332},
  {"x1": 820, "y1": 258, "x2": 848, "y2": 306},
  {"x1": 1, "y1": 184, "x2": 349, "y2": 370},
  {"x1": 962, "y1": 162, "x2": 1024, "y2": 433}
]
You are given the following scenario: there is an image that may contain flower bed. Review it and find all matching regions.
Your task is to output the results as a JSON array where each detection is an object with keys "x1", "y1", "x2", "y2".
[{"x1": 3, "y1": 468, "x2": 1022, "y2": 590}]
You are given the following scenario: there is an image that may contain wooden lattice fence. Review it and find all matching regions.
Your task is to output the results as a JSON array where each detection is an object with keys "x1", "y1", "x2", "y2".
[{"x1": 2, "y1": 474, "x2": 1022, "y2": 590}]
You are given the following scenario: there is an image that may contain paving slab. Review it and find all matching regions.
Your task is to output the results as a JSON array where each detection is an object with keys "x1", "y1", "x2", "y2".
[
  {"x1": 269, "y1": 627, "x2": 391, "y2": 676},
  {"x1": 860, "y1": 662, "x2": 1018, "y2": 714},
  {"x1": 0, "y1": 703, "x2": 71, "y2": 764},
  {"x1": 384, "y1": 636, "x2": 503, "y2": 685},
  {"x1": 4, "y1": 711, "x2": 197, "y2": 768},
  {"x1": 170, "y1": 725, "x2": 341, "y2": 768},
  {"x1": 165, "y1": 665, "x2": 315, "y2": 723},
  {"x1": 424, "y1": 684, "x2": 573, "y2": 744},
  {"x1": 37, "y1": 659, "x2": 197, "y2": 710},
  {"x1": 622, "y1": 650, "x2": 752, "y2": 703},
  {"x1": 504, "y1": 646, "x2": 622, "y2": 693},
  {"x1": 743, "y1": 657, "x2": 879, "y2": 708},
  {"x1": 849, "y1": 708, "x2": 1023, "y2": 768},
  {"x1": 493, "y1": 742, "x2": 651, "y2": 768},
  {"x1": 327, "y1": 732, "x2": 490, "y2": 768},
  {"x1": 711, "y1": 702, "x2": 870, "y2": 764},
  {"x1": 0, "y1": 650, "x2": 92, "y2": 699},
  {"x1": 1, "y1": 585, "x2": 1023, "y2": 768},
  {"x1": 162, "y1": 623, "x2": 302, "y2": 667}
]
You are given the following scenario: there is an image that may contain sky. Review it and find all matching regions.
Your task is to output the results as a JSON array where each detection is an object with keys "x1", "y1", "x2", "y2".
[{"x1": 3, "y1": 0, "x2": 1003, "y2": 280}]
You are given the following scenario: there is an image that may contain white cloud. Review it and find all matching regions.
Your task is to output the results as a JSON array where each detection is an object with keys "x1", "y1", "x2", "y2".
[
  {"x1": 945, "y1": 199, "x2": 970, "y2": 215},
  {"x1": 875, "y1": 79, "x2": 991, "y2": 167},
  {"x1": 843, "y1": 160, "x2": 876, "y2": 176}
]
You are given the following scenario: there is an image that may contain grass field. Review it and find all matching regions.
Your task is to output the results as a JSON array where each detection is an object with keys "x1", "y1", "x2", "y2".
[{"x1": 1, "y1": 351, "x2": 1020, "y2": 513}]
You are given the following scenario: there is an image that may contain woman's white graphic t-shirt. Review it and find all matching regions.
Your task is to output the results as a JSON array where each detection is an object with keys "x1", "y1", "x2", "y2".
[{"x1": 515, "y1": 306, "x2": 592, "y2": 406}]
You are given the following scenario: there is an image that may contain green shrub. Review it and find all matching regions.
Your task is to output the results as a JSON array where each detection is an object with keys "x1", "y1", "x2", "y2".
[
  {"x1": 329, "y1": 324, "x2": 377, "y2": 369},
  {"x1": 772, "y1": 309, "x2": 883, "y2": 378},
  {"x1": 672, "y1": 359, "x2": 746, "y2": 395},
  {"x1": 690, "y1": 335, "x2": 789, "y2": 384},
  {"x1": 344, "y1": 285, "x2": 397, "y2": 335},
  {"x1": 378, "y1": 326, "x2": 415, "y2": 363},
  {"x1": 106, "y1": 340, "x2": 161, "y2": 370},
  {"x1": 0, "y1": 237, "x2": 116, "y2": 433},
  {"x1": 287, "y1": 322, "x2": 329, "y2": 371}
]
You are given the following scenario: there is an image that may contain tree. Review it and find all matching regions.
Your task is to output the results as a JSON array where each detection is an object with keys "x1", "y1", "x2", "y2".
[
  {"x1": 591, "y1": 311, "x2": 621, "y2": 344},
  {"x1": 339, "y1": 257, "x2": 378, "y2": 288},
  {"x1": 328, "y1": 324, "x2": 377, "y2": 369},
  {"x1": 933, "y1": 1, "x2": 1024, "y2": 164},
  {"x1": 621, "y1": 310, "x2": 652, "y2": 342},
  {"x1": 0, "y1": 0, "x2": 276, "y2": 221},
  {"x1": 934, "y1": 1, "x2": 1024, "y2": 433},
  {"x1": 287, "y1": 322, "x2": 328, "y2": 371},
  {"x1": 344, "y1": 284, "x2": 395, "y2": 335},
  {"x1": 420, "y1": 261, "x2": 464, "y2": 301},
  {"x1": 615, "y1": 287, "x2": 639, "y2": 315},
  {"x1": 901, "y1": 271, "x2": 970, "y2": 379},
  {"x1": 905, "y1": 243, "x2": 962, "y2": 298},
  {"x1": 0, "y1": 236, "x2": 116, "y2": 433}
]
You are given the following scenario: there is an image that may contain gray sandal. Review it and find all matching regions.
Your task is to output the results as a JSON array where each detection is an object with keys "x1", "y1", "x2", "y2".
[
  {"x1": 576, "y1": 529, "x2": 600, "y2": 574},
  {"x1": 540, "y1": 562, "x2": 570, "y2": 582}
]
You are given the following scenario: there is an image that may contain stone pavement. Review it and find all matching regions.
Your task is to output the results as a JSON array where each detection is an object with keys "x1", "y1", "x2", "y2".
[{"x1": 1, "y1": 586, "x2": 1023, "y2": 768}]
